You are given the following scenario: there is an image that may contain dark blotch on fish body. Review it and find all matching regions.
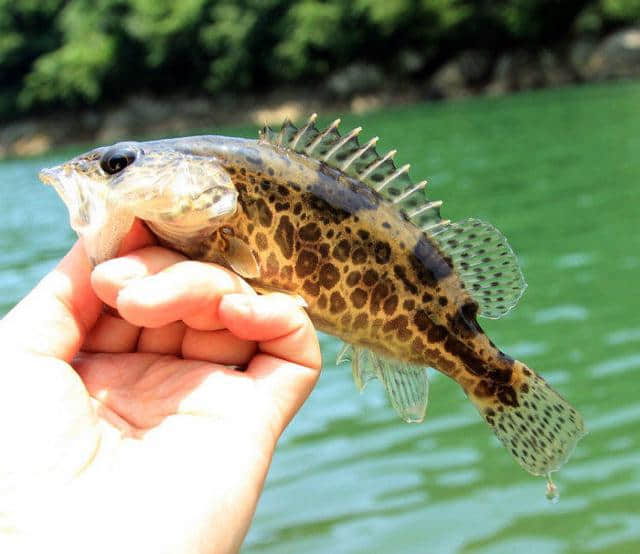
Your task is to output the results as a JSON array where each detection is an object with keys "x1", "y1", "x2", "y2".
[
  {"x1": 450, "y1": 302, "x2": 481, "y2": 338},
  {"x1": 303, "y1": 192, "x2": 351, "y2": 224},
  {"x1": 308, "y1": 168, "x2": 380, "y2": 217},
  {"x1": 299, "y1": 222, "x2": 321, "y2": 242},
  {"x1": 274, "y1": 216, "x2": 295, "y2": 259},
  {"x1": 332, "y1": 239, "x2": 351, "y2": 262},
  {"x1": 411, "y1": 236, "x2": 453, "y2": 287},
  {"x1": 393, "y1": 265, "x2": 418, "y2": 294},
  {"x1": 296, "y1": 250, "x2": 318, "y2": 278},
  {"x1": 256, "y1": 198, "x2": 273, "y2": 227},
  {"x1": 374, "y1": 241, "x2": 391, "y2": 264},
  {"x1": 319, "y1": 263, "x2": 340, "y2": 289},
  {"x1": 330, "y1": 292, "x2": 347, "y2": 314},
  {"x1": 444, "y1": 335, "x2": 488, "y2": 378}
]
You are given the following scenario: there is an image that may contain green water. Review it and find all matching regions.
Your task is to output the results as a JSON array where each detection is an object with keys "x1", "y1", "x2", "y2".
[{"x1": 2, "y1": 81, "x2": 640, "y2": 553}]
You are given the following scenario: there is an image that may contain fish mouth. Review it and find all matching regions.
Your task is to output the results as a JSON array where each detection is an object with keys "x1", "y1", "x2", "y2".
[
  {"x1": 38, "y1": 164, "x2": 80, "y2": 211},
  {"x1": 38, "y1": 165, "x2": 64, "y2": 186},
  {"x1": 40, "y1": 163, "x2": 135, "y2": 266}
]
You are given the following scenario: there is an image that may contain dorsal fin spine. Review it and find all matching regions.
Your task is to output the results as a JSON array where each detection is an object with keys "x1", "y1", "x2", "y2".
[
  {"x1": 306, "y1": 118, "x2": 340, "y2": 155},
  {"x1": 423, "y1": 219, "x2": 450, "y2": 233},
  {"x1": 377, "y1": 163, "x2": 411, "y2": 192},
  {"x1": 261, "y1": 116, "x2": 445, "y2": 228},
  {"x1": 409, "y1": 200, "x2": 443, "y2": 218},
  {"x1": 341, "y1": 136, "x2": 378, "y2": 171},
  {"x1": 360, "y1": 149, "x2": 396, "y2": 180},
  {"x1": 393, "y1": 180, "x2": 427, "y2": 204},
  {"x1": 275, "y1": 119, "x2": 290, "y2": 146},
  {"x1": 290, "y1": 113, "x2": 317, "y2": 149},
  {"x1": 323, "y1": 126, "x2": 362, "y2": 161}
]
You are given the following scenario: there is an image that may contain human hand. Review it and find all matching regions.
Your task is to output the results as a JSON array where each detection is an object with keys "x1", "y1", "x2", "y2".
[{"x1": 0, "y1": 221, "x2": 321, "y2": 554}]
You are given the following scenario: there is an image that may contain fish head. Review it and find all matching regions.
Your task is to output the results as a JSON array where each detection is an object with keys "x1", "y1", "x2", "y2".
[{"x1": 39, "y1": 140, "x2": 238, "y2": 265}]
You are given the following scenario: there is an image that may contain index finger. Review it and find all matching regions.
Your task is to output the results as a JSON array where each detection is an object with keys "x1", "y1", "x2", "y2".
[{"x1": 92, "y1": 249, "x2": 255, "y2": 330}]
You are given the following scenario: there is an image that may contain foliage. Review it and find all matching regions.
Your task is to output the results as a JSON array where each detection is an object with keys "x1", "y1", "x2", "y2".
[
  {"x1": 0, "y1": 0, "x2": 637, "y2": 120},
  {"x1": 575, "y1": 0, "x2": 640, "y2": 33}
]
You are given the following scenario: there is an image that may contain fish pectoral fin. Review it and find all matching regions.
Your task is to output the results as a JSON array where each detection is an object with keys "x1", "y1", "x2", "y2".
[
  {"x1": 432, "y1": 218, "x2": 527, "y2": 319},
  {"x1": 225, "y1": 236, "x2": 261, "y2": 279}
]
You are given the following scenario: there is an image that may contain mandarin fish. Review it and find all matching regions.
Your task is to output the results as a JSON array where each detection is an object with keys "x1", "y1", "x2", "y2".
[{"x1": 39, "y1": 114, "x2": 585, "y2": 483}]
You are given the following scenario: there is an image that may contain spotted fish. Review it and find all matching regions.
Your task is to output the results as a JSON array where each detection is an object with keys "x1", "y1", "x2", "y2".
[{"x1": 39, "y1": 114, "x2": 586, "y2": 479}]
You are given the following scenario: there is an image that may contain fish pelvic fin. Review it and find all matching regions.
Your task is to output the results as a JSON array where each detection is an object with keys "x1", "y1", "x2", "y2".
[{"x1": 466, "y1": 361, "x2": 586, "y2": 476}]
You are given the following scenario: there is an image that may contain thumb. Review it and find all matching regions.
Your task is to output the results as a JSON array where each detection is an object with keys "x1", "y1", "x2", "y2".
[
  {"x1": 0, "y1": 239, "x2": 100, "y2": 362},
  {"x1": 0, "y1": 220, "x2": 155, "y2": 361}
]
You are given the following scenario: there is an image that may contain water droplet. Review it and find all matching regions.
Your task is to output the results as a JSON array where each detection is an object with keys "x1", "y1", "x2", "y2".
[{"x1": 545, "y1": 473, "x2": 559, "y2": 504}]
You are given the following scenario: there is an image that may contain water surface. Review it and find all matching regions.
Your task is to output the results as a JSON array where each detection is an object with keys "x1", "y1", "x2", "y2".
[{"x1": 2, "y1": 81, "x2": 639, "y2": 553}]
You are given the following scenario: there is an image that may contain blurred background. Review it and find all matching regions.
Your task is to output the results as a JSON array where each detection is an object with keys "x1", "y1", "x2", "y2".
[
  {"x1": 1, "y1": 2, "x2": 640, "y2": 553},
  {"x1": 1, "y1": 0, "x2": 639, "y2": 156}
]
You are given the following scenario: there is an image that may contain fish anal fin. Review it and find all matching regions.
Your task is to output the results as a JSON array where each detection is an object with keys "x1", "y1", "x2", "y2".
[
  {"x1": 259, "y1": 115, "x2": 444, "y2": 226},
  {"x1": 369, "y1": 353, "x2": 429, "y2": 423},
  {"x1": 433, "y1": 218, "x2": 527, "y2": 319},
  {"x1": 337, "y1": 345, "x2": 430, "y2": 417}
]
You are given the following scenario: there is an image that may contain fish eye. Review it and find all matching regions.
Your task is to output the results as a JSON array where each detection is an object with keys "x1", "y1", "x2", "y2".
[{"x1": 100, "y1": 146, "x2": 138, "y2": 175}]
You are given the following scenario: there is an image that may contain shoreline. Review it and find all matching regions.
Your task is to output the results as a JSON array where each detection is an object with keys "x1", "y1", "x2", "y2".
[{"x1": 1, "y1": 26, "x2": 638, "y2": 160}]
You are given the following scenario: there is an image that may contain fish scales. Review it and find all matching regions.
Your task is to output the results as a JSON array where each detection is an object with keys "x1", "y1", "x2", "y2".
[
  {"x1": 39, "y1": 117, "x2": 586, "y2": 481},
  {"x1": 203, "y1": 142, "x2": 492, "y2": 382}
]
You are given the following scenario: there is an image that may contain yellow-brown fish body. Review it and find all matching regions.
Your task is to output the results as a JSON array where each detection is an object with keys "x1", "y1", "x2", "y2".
[
  {"x1": 39, "y1": 116, "x2": 585, "y2": 478},
  {"x1": 191, "y1": 139, "x2": 487, "y2": 371}
]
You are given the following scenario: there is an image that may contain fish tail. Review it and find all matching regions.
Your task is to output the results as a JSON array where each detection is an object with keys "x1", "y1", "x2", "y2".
[{"x1": 465, "y1": 360, "x2": 586, "y2": 476}]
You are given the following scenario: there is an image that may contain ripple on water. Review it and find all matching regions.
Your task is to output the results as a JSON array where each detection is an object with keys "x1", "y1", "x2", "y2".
[
  {"x1": 583, "y1": 404, "x2": 640, "y2": 432},
  {"x1": 588, "y1": 514, "x2": 640, "y2": 551},
  {"x1": 588, "y1": 353, "x2": 640, "y2": 378},
  {"x1": 254, "y1": 455, "x2": 427, "y2": 538},
  {"x1": 308, "y1": 483, "x2": 587, "y2": 554},
  {"x1": 501, "y1": 341, "x2": 548, "y2": 358},
  {"x1": 471, "y1": 537, "x2": 565, "y2": 554},
  {"x1": 605, "y1": 327, "x2": 640, "y2": 345},
  {"x1": 554, "y1": 252, "x2": 593, "y2": 269},
  {"x1": 436, "y1": 468, "x2": 482, "y2": 487},
  {"x1": 533, "y1": 305, "x2": 589, "y2": 324}
]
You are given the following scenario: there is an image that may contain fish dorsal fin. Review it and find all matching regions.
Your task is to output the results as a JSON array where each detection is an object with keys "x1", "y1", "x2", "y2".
[
  {"x1": 433, "y1": 218, "x2": 527, "y2": 319},
  {"x1": 259, "y1": 114, "x2": 444, "y2": 229},
  {"x1": 337, "y1": 343, "x2": 429, "y2": 422}
]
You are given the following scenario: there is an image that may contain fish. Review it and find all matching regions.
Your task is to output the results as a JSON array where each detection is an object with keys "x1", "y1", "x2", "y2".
[{"x1": 39, "y1": 114, "x2": 586, "y2": 480}]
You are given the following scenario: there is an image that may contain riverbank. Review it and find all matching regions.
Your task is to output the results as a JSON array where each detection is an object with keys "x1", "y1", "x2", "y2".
[{"x1": 1, "y1": 26, "x2": 638, "y2": 159}]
